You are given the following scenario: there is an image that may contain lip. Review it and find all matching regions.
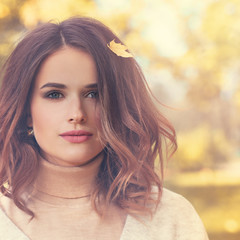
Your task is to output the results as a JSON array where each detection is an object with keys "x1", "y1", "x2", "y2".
[{"x1": 60, "y1": 130, "x2": 93, "y2": 143}]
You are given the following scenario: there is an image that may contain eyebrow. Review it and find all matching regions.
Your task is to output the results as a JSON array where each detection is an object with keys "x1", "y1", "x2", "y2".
[
  {"x1": 84, "y1": 83, "x2": 98, "y2": 89},
  {"x1": 40, "y1": 82, "x2": 98, "y2": 89},
  {"x1": 40, "y1": 83, "x2": 66, "y2": 89}
]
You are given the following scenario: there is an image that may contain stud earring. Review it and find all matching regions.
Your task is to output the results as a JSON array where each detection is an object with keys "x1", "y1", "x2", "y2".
[{"x1": 27, "y1": 128, "x2": 34, "y2": 136}]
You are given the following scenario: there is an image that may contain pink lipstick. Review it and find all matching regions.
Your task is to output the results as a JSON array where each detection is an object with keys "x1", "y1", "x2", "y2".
[{"x1": 60, "y1": 130, "x2": 92, "y2": 143}]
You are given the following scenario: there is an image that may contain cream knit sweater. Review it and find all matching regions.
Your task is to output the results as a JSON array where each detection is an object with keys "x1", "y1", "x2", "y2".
[{"x1": 0, "y1": 159, "x2": 209, "y2": 240}]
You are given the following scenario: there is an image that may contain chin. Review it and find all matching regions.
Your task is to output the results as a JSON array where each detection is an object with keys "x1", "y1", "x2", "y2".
[{"x1": 48, "y1": 152, "x2": 103, "y2": 167}]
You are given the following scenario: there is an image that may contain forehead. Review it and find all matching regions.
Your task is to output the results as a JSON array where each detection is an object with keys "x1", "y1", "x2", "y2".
[{"x1": 35, "y1": 47, "x2": 97, "y2": 87}]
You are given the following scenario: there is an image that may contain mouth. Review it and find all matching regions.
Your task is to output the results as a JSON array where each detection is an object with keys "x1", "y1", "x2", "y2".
[{"x1": 60, "y1": 130, "x2": 93, "y2": 143}]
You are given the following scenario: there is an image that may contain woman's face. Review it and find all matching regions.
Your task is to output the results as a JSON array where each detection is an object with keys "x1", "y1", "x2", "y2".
[{"x1": 29, "y1": 47, "x2": 104, "y2": 166}]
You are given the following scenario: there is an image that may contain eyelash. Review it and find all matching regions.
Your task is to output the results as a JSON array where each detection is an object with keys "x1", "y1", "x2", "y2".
[
  {"x1": 45, "y1": 91, "x2": 64, "y2": 99},
  {"x1": 44, "y1": 90, "x2": 99, "y2": 100},
  {"x1": 85, "y1": 90, "x2": 98, "y2": 99}
]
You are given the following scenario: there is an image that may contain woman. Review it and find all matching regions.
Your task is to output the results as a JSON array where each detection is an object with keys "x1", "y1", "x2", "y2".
[{"x1": 0, "y1": 17, "x2": 208, "y2": 239}]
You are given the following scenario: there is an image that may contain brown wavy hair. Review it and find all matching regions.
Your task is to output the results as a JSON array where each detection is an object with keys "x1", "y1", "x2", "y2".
[{"x1": 0, "y1": 17, "x2": 177, "y2": 217}]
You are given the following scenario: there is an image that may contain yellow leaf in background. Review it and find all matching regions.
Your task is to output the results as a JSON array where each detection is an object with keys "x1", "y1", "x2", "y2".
[{"x1": 107, "y1": 39, "x2": 133, "y2": 58}]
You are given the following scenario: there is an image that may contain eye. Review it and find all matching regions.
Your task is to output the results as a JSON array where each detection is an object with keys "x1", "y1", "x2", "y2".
[
  {"x1": 86, "y1": 91, "x2": 98, "y2": 99},
  {"x1": 46, "y1": 91, "x2": 64, "y2": 99}
]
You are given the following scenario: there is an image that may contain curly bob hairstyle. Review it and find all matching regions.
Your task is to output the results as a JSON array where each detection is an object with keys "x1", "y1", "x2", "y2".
[{"x1": 0, "y1": 17, "x2": 177, "y2": 217}]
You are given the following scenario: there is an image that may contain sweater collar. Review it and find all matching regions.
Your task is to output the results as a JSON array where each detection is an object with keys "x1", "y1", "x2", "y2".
[{"x1": 33, "y1": 154, "x2": 103, "y2": 199}]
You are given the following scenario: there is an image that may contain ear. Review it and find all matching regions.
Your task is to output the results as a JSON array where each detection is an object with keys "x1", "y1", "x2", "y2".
[{"x1": 27, "y1": 114, "x2": 33, "y2": 127}]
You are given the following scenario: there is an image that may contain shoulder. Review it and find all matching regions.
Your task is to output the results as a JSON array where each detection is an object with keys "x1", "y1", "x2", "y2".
[
  {"x1": 0, "y1": 192, "x2": 13, "y2": 217},
  {"x1": 0, "y1": 194, "x2": 13, "y2": 228},
  {"x1": 149, "y1": 188, "x2": 209, "y2": 240},
  {"x1": 0, "y1": 194, "x2": 30, "y2": 239},
  {"x1": 122, "y1": 188, "x2": 209, "y2": 240},
  {"x1": 158, "y1": 188, "x2": 199, "y2": 216}
]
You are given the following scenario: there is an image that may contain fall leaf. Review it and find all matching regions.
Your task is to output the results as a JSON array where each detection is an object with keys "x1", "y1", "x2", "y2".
[{"x1": 107, "y1": 39, "x2": 133, "y2": 58}]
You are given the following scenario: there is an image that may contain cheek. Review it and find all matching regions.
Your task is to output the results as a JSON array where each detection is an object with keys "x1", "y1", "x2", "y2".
[
  {"x1": 94, "y1": 105, "x2": 102, "y2": 130},
  {"x1": 95, "y1": 106, "x2": 105, "y2": 146},
  {"x1": 30, "y1": 102, "x2": 56, "y2": 130}
]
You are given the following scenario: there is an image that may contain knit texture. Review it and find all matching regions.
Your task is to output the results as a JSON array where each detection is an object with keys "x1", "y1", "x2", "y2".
[{"x1": 0, "y1": 159, "x2": 209, "y2": 240}]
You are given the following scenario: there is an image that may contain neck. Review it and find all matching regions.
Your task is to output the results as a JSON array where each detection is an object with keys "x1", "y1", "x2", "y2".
[{"x1": 33, "y1": 154, "x2": 103, "y2": 199}]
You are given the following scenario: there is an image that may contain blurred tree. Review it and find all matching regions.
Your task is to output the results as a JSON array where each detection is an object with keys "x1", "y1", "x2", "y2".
[
  {"x1": 0, "y1": 0, "x2": 27, "y2": 61},
  {"x1": 0, "y1": 0, "x2": 239, "y2": 170},
  {"x1": 19, "y1": 0, "x2": 96, "y2": 27},
  {"x1": 151, "y1": 0, "x2": 240, "y2": 170}
]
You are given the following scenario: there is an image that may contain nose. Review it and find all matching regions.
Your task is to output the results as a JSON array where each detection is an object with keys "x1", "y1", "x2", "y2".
[{"x1": 68, "y1": 97, "x2": 87, "y2": 124}]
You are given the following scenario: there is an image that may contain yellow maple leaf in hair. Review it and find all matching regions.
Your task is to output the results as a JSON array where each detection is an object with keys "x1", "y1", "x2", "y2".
[{"x1": 107, "y1": 39, "x2": 133, "y2": 58}]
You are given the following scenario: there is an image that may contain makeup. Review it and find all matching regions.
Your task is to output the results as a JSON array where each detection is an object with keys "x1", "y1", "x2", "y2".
[{"x1": 60, "y1": 130, "x2": 93, "y2": 143}]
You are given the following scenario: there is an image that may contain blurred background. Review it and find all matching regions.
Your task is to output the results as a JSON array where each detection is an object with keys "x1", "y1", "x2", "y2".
[{"x1": 0, "y1": 0, "x2": 240, "y2": 239}]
